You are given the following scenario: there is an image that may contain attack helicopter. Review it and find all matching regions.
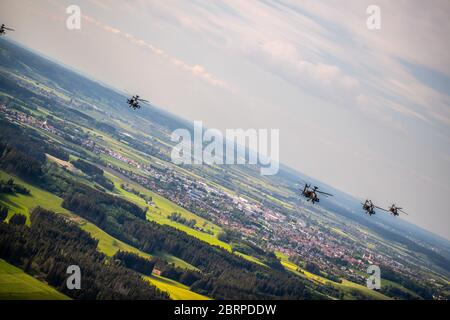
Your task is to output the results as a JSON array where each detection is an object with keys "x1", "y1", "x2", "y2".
[
  {"x1": 361, "y1": 200, "x2": 407, "y2": 217},
  {"x1": 362, "y1": 199, "x2": 376, "y2": 216},
  {"x1": 127, "y1": 95, "x2": 149, "y2": 110},
  {"x1": 0, "y1": 24, "x2": 14, "y2": 36},
  {"x1": 300, "y1": 183, "x2": 333, "y2": 204},
  {"x1": 384, "y1": 204, "x2": 408, "y2": 217}
]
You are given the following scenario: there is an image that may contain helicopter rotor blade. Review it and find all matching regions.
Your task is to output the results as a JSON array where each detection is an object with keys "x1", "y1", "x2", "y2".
[
  {"x1": 298, "y1": 181, "x2": 310, "y2": 188},
  {"x1": 316, "y1": 190, "x2": 333, "y2": 196},
  {"x1": 4, "y1": 27, "x2": 14, "y2": 31},
  {"x1": 374, "y1": 205, "x2": 390, "y2": 212}
]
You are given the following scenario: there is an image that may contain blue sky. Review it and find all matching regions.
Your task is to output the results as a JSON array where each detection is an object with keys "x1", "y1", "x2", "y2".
[{"x1": 1, "y1": 0, "x2": 449, "y2": 239}]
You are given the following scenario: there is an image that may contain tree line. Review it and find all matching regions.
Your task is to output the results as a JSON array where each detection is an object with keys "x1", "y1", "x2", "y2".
[
  {"x1": 0, "y1": 178, "x2": 30, "y2": 195},
  {"x1": 113, "y1": 251, "x2": 155, "y2": 276},
  {"x1": 71, "y1": 159, "x2": 114, "y2": 191},
  {"x1": 0, "y1": 118, "x2": 69, "y2": 180},
  {"x1": 168, "y1": 212, "x2": 197, "y2": 228}
]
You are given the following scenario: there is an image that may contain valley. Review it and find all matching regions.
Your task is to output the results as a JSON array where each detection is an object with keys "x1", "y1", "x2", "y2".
[{"x1": 0, "y1": 38, "x2": 449, "y2": 300}]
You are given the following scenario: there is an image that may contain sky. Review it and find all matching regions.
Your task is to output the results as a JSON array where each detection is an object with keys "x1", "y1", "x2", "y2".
[{"x1": 1, "y1": 0, "x2": 449, "y2": 239}]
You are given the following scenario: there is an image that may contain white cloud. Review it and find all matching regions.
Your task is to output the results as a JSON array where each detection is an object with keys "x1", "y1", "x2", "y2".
[
  {"x1": 149, "y1": 0, "x2": 450, "y2": 130},
  {"x1": 82, "y1": 14, "x2": 235, "y2": 93}
]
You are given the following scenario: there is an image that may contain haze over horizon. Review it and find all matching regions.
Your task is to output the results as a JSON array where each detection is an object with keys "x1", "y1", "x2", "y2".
[{"x1": 0, "y1": 0, "x2": 449, "y2": 240}]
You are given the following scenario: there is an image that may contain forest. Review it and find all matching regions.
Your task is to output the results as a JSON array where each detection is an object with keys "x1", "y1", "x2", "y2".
[{"x1": 0, "y1": 117, "x2": 68, "y2": 180}]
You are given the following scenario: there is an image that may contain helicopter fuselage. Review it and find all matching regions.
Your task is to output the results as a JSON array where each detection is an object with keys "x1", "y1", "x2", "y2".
[
  {"x1": 362, "y1": 201, "x2": 375, "y2": 215},
  {"x1": 301, "y1": 187, "x2": 319, "y2": 203}
]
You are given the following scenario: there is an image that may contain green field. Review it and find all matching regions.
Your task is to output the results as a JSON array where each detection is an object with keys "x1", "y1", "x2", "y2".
[
  {"x1": 106, "y1": 171, "x2": 232, "y2": 251},
  {"x1": 144, "y1": 274, "x2": 210, "y2": 300},
  {"x1": 0, "y1": 168, "x2": 262, "y2": 275},
  {"x1": 276, "y1": 251, "x2": 391, "y2": 300},
  {"x1": 0, "y1": 171, "x2": 71, "y2": 224},
  {"x1": 152, "y1": 252, "x2": 199, "y2": 271},
  {"x1": 0, "y1": 170, "x2": 249, "y2": 301},
  {"x1": 75, "y1": 219, "x2": 151, "y2": 258},
  {"x1": 0, "y1": 171, "x2": 145, "y2": 258},
  {"x1": 77, "y1": 220, "x2": 198, "y2": 270},
  {"x1": 336, "y1": 279, "x2": 391, "y2": 300},
  {"x1": 106, "y1": 170, "x2": 283, "y2": 266},
  {"x1": 235, "y1": 251, "x2": 267, "y2": 267},
  {"x1": 0, "y1": 170, "x2": 204, "y2": 299},
  {"x1": 0, "y1": 170, "x2": 197, "y2": 269},
  {"x1": 0, "y1": 259, "x2": 69, "y2": 300}
]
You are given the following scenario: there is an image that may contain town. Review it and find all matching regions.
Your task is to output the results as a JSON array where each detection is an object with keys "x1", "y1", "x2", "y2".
[{"x1": 0, "y1": 102, "x2": 420, "y2": 290}]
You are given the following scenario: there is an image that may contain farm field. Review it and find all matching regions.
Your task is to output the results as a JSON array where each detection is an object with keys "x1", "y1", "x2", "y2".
[
  {"x1": 106, "y1": 170, "x2": 232, "y2": 251},
  {"x1": 0, "y1": 171, "x2": 206, "y2": 299},
  {"x1": 0, "y1": 171, "x2": 196, "y2": 270},
  {"x1": 0, "y1": 171, "x2": 71, "y2": 224},
  {"x1": 0, "y1": 259, "x2": 69, "y2": 300},
  {"x1": 276, "y1": 251, "x2": 391, "y2": 300},
  {"x1": 144, "y1": 274, "x2": 210, "y2": 300}
]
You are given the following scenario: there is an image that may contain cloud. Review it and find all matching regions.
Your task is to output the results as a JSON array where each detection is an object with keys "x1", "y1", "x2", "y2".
[
  {"x1": 87, "y1": 0, "x2": 110, "y2": 10},
  {"x1": 150, "y1": 0, "x2": 450, "y2": 130},
  {"x1": 253, "y1": 39, "x2": 360, "y2": 105},
  {"x1": 82, "y1": 14, "x2": 235, "y2": 93}
]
